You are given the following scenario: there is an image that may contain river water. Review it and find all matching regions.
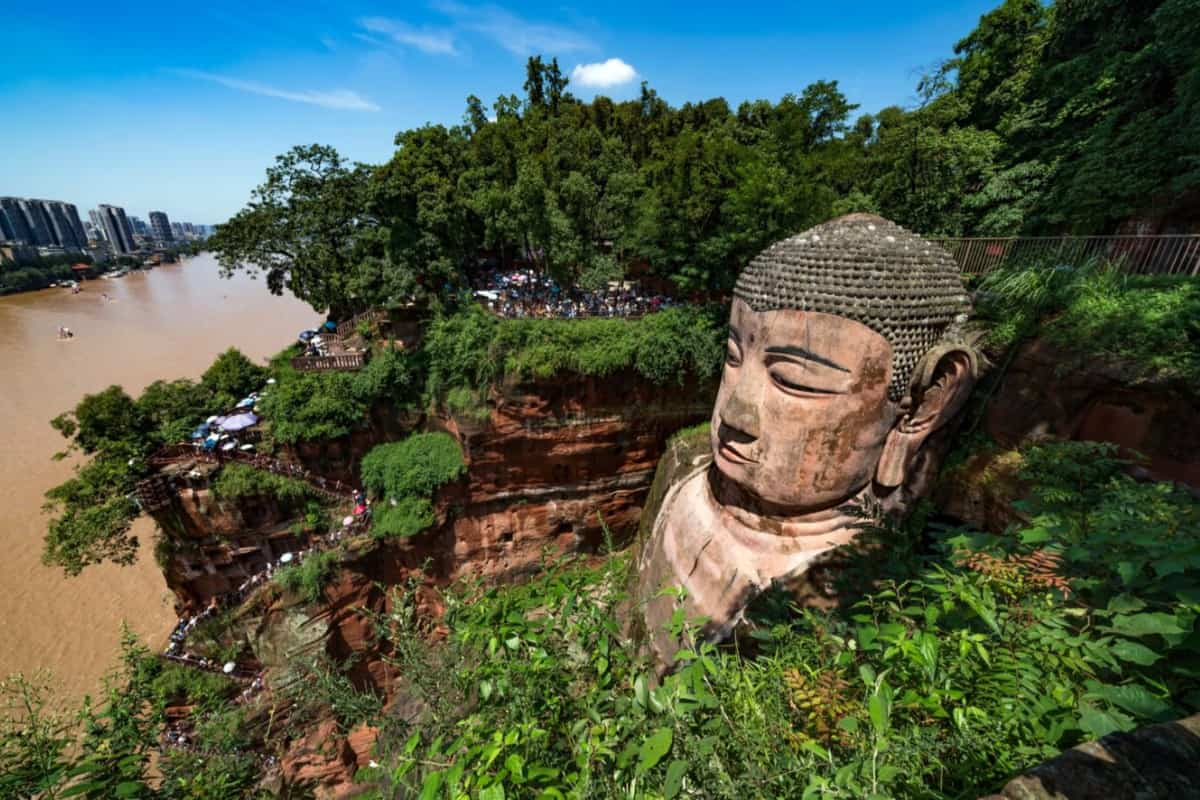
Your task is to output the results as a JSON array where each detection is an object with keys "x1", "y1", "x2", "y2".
[{"x1": 0, "y1": 254, "x2": 319, "y2": 704}]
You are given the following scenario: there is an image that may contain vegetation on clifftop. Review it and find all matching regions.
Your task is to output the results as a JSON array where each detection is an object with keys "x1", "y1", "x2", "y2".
[
  {"x1": 214, "y1": 0, "x2": 1200, "y2": 315},
  {"x1": 423, "y1": 305, "x2": 725, "y2": 405},
  {"x1": 976, "y1": 259, "x2": 1200, "y2": 384}
]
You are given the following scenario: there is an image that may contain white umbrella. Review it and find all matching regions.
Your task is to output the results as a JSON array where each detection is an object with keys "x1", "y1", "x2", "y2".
[
  {"x1": 343, "y1": 516, "x2": 354, "y2": 527},
  {"x1": 280, "y1": 552, "x2": 294, "y2": 563},
  {"x1": 206, "y1": 415, "x2": 219, "y2": 424},
  {"x1": 223, "y1": 662, "x2": 236, "y2": 674}
]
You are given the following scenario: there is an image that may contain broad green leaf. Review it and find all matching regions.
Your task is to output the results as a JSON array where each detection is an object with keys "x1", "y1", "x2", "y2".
[
  {"x1": 1110, "y1": 640, "x2": 1162, "y2": 666},
  {"x1": 1109, "y1": 612, "x2": 1185, "y2": 637},
  {"x1": 664, "y1": 759, "x2": 687, "y2": 799},
  {"x1": 1091, "y1": 684, "x2": 1172, "y2": 720},
  {"x1": 419, "y1": 772, "x2": 444, "y2": 800},
  {"x1": 1108, "y1": 594, "x2": 1146, "y2": 614},
  {"x1": 1079, "y1": 705, "x2": 1135, "y2": 738},
  {"x1": 479, "y1": 783, "x2": 506, "y2": 800},
  {"x1": 636, "y1": 727, "x2": 674, "y2": 774}
]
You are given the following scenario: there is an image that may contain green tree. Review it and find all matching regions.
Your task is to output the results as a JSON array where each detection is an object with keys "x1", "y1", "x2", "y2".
[
  {"x1": 199, "y1": 347, "x2": 266, "y2": 408},
  {"x1": 209, "y1": 144, "x2": 378, "y2": 316}
]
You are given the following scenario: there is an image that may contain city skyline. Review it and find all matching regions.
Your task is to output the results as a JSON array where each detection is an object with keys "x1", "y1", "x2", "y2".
[
  {"x1": 1, "y1": 0, "x2": 999, "y2": 223},
  {"x1": 3, "y1": 194, "x2": 209, "y2": 254}
]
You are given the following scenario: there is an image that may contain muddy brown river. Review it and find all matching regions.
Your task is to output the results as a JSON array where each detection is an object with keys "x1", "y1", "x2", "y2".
[{"x1": 0, "y1": 254, "x2": 319, "y2": 704}]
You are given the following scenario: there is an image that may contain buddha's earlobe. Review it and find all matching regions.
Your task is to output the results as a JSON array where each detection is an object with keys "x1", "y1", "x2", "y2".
[{"x1": 875, "y1": 347, "x2": 978, "y2": 488}]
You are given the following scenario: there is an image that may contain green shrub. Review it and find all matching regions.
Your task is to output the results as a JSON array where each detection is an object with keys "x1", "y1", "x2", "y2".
[
  {"x1": 274, "y1": 549, "x2": 342, "y2": 604},
  {"x1": 200, "y1": 348, "x2": 267, "y2": 409},
  {"x1": 360, "y1": 432, "x2": 465, "y2": 500},
  {"x1": 148, "y1": 663, "x2": 236, "y2": 715},
  {"x1": 360, "y1": 441, "x2": 1200, "y2": 800},
  {"x1": 210, "y1": 463, "x2": 313, "y2": 506},
  {"x1": 257, "y1": 345, "x2": 420, "y2": 444},
  {"x1": 976, "y1": 259, "x2": 1200, "y2": 383},
  {"x1": 360, "y1": 432, "x2": 464, "y2": 540},
  {"x1": 372, "y1": 496, "x2": 436, "y2": 539},
  {"x1": 423, "y1": 305, "x2": 726, "y2": 405}
]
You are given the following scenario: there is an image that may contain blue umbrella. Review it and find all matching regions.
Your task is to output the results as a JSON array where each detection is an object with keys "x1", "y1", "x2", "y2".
[
  {"x1": 218, "y1": 412, "x2": 258, "y2": 432},
  {"x1": 236, "y1": 397, "x2": 255, "y2": 409},
  {"x1": 190, "y1": 423, "x2": 210, "y2": 440}
]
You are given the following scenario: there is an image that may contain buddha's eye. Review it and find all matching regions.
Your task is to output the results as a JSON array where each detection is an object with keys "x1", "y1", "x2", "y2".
[
  {"x1": 769, "y1": 370, "x2": 838, "y2": 396},
  {"x1": 725, "y1": 339, "x2": 742, "y2": 367}
]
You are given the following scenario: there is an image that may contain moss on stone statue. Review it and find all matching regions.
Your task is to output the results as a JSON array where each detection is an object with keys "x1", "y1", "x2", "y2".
[{"x1": 636, "y1": 422, "x2": 711, "y2": 549}]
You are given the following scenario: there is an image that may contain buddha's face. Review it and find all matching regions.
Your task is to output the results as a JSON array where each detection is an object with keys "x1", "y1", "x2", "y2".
[{"x1": 711, "y1": 298, "x2": 897, "y2": 510}]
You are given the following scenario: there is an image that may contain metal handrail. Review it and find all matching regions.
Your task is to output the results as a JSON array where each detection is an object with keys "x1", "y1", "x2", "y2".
[{"x1": 931, "y1": 234, "x2": 1200, "y2": 276}]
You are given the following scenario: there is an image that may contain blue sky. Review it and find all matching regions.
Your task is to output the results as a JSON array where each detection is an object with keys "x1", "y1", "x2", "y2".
[{"x1": 0, "y1": 0, "x2": 998, "y2": 224}]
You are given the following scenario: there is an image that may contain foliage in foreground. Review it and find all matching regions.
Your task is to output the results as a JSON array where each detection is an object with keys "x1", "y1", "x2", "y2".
[
  {"x1": 358, "y1": 441, "x2": 1200, "y2": 799},
  {"x1": 975, "y1": 258, "x2": 1200, "y2": 384},
  {"x1": 360, "y1": 432, "x2": 466, "y2": 539},
  {"x1": 0, "y1": 629, "x2": 254, "y2": 800}
]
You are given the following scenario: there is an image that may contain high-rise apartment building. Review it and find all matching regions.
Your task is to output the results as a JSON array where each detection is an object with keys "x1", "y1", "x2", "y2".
[
  {"x1": 149, "y1": 211, "x2": 174, "y2": 243},
  {"x1": 87, "y1": 210, "x2": 107, "y2": 241},
  {"x1": 36, "y1": 200, "x2": 86, "y2": 249},
  {"x1": 96, "y1": 205, "x2": 137, "y2": 255},
  {"x1": 17, "y1": 199, "x2": 55, "y2": 246},
  {"x1": 0, "y1": 198, "x2": 34, "y2": 244},
  {"x1": 0, "y1": 197, "x2": 86, "y2": 249}
]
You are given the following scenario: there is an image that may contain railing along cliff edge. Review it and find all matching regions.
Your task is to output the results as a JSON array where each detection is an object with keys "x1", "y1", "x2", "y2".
[{"x1": 932, "y1": 234, "x2": 1200, "y2": 276}]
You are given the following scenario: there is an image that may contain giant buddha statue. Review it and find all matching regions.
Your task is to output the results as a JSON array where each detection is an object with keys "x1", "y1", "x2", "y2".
[{"x1": 634, "y1": 213, "x2": 977, "y2": 668}]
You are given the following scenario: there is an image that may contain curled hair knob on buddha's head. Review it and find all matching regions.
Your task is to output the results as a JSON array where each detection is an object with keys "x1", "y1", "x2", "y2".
[{"x1": 733, "y1": 213, "x2": 973, "y2": 401}]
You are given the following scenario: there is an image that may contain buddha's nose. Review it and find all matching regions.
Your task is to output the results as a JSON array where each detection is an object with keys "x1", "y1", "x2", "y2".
[{"x1": 719, "y1": 376, "x2": 760, "y2": 440}]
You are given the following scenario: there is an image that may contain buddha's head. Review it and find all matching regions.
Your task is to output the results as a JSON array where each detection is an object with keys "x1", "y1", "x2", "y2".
[{"x1": 711, "y1": 214, "x2": 975, "y2": 513}]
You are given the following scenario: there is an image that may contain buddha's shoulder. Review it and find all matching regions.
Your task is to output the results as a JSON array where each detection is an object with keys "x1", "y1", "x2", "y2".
[{"x1": 637, "y1": 426, "x2": 713, "y2": 538}]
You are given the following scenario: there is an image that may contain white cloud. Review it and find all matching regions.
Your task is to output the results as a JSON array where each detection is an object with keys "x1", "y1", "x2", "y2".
[
  {"x1": 176, "y1": 69, "x2": 380, "y2": 111},
  {"x1": 358, "y1": 17, "x2": 458, "y2": 55},
  {"x1": 571, "y1": 58, "x2": 637, "y2": 89},
  {"x1": 433, "y1": 1, "x2": 593, "y2": 56}
]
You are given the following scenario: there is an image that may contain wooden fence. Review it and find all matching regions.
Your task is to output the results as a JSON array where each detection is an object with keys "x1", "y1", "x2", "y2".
[
  {"x1": 336, "y1": 309, "x2": 387, "y2": 338},
  {"x1": 290, "y1": 352, "x2": 367, "y2": 372},
  {"x1": 139, "y1": 445, "x2": 354, "y2": 503},
  {"x1": 932, "y1": 235, "x2": 1200, "y2": 276}
]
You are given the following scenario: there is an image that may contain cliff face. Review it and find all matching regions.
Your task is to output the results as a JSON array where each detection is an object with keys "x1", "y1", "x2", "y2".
[
  {"x1": 986, "y1": 338, "x2": 1200, "y2": 488},
  {"x1": 149, "y1": 370, "x2": 712, "y2": 610},
  {"x1": 438, "y1": 369, "x2": 714, "y2": 582}
]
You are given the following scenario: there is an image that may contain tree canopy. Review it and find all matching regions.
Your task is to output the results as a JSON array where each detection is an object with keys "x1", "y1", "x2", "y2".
[{"x1": 211, "y1": 0, "x2": 1198, "y2": 314}]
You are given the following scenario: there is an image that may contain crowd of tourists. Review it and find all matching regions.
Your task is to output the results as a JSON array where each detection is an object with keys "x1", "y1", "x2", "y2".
[{"x1": 473, "y1": 268, "x2": 672, "y2": 319}]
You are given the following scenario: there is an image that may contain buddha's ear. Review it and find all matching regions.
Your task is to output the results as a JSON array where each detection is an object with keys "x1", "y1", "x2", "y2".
[{"x1": 876, "y1": 344, "x2": 978, "y2": 488}]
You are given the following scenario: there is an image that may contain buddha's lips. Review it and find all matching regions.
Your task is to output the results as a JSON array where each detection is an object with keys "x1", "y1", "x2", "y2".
[{"x1": 717, "y1": 441, "x2": 756, "y2": 465}]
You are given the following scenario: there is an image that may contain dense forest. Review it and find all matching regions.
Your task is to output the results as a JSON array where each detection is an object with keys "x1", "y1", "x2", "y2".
[{"x1": 212, "y1": 0, "x2": 1200, "y2": 313}]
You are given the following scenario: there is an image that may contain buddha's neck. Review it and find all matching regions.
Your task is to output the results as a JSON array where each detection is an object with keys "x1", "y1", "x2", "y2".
[{"x1": 705, "y1": 466, "x2": 877, "y2": 542}]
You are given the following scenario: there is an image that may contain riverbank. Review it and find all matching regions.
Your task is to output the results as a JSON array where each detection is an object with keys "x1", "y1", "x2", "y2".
[{"x1": 0, "y1": 252, "x2": 319, "y2": 704}]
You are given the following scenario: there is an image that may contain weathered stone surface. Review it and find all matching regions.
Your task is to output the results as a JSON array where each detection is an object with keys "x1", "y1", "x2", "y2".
[
  {"x1": 936, "y1": 448, "x2": 1029, "y2": 534},
  {"x1": 439, "y1": 370, "x2": 712, "y2": 582},
  {"x1": 986, "y1": 338, "x2": 1200, "y2": 488},
  {"x1": 633, "y1": 215, "x2": 978, "y2": 670},
  {"x1": 280, "y1": 718, "x2": 358, "y2": 798},
  {"x1": 251, "y1": 604, "x2": 328, "y2": 679},
  {"x1": 982, "y1": 713, "x2": 1200, "y2": 800}
]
